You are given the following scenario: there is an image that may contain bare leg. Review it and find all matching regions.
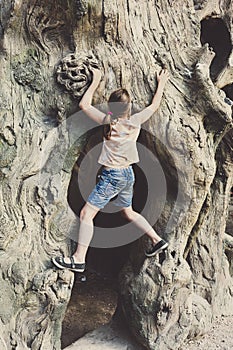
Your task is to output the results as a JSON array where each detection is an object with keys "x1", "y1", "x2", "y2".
[
  {"x1": 121, "y1": 206, "x2": 162, "y2": 244},
  {"x1": 64, "y1": 202, "x2": 99, "y2": 264}
]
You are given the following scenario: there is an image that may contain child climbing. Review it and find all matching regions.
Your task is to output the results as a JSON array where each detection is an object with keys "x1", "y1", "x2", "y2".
[{"x1": 52, "y1": 66, "x2": 170, "y2": 273}]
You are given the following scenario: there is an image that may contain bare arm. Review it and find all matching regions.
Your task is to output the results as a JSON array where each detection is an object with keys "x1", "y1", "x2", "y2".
[
  {"x1": 131, "y1": 69, "x2": 169, "y2": 124},
  {"x1": 79, "y1": 68, "x2": 106, "y2": 124}
]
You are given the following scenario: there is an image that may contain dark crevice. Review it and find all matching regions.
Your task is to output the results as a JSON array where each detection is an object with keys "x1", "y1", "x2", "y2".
[
  {"x1": 203, "y1": 244, "x2": 210, "y2": 254},
  {"x1": 200, "y1": 17, "x2": 232, "y2": 81},
  {"x1": 193, "y1": 0, "x2": 208, "y2": 11},
  {"x1": 203, "y1": 110, "x2": 227, "y2": 135},
  {"x1": 223, "y1": 84, "x2": 233, "y2": 101},
  {"x1": 171, "y1": 250, "x2": 176, "y2": 258},
  {"x1": 159, "y1": 250, "x2": 166, "y2": 265},
  {"x1": 184, "y1": 193, "x2": 211, "y2": 260},
  {"x1": 226, "y1": 186, "x2": 233, "y2": 240}
]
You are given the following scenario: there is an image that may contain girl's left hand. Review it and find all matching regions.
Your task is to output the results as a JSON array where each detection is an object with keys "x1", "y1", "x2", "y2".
[{"x1": 90, "y1": 67, "x2": 102, "y2": 82}]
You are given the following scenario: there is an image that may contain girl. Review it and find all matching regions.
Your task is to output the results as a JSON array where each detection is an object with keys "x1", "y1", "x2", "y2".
[{"x1": 52, "y1": 67, "x2": 169, "y2": 272}]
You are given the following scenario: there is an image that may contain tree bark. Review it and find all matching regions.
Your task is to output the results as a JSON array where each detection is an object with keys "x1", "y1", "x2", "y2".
[{"x1": 0, "y1": 0, "x2": 232, "y2": 349}]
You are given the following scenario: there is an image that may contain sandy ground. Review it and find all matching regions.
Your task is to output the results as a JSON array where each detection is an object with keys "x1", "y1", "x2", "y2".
[
  {"x1": 181, "y1": 315, "x2": 233, "y2": 350},
  {"x1": 62, "y1": 270, "x2": 233, "y2": 350},
  {"x1": 64, "y1": 314, "x2": 233, "y2": 350}
]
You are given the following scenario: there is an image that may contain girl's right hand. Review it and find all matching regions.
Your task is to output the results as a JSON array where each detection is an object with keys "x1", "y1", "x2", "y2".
[{"x1": 156, "y1": 69, "x2": 170, "y2": 86}]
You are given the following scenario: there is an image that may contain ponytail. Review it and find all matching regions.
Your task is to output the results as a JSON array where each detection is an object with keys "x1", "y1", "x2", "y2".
[{"x1": 103, "y1": 112, "x2": 113, "y2": 140}]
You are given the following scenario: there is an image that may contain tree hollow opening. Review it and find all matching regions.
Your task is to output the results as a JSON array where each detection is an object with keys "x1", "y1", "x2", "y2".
[
  {"x1": 61, "y1": 244, "x2": 131, "y2": 349},
  {"x1": 61, "y1": 126, "x2": 178, "y2": 348},
  {"x1": 200, "y1": 17, "x2": 231, "y2": 81}
]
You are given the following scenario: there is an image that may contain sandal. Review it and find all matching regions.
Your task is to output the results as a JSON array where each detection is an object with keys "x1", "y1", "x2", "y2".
[
  {"x1": 52, "y1": 256, "x2": 86, "y2": 273},
  {"x1": 145, "y1": 239, "x2": 168, "y2": 257}
]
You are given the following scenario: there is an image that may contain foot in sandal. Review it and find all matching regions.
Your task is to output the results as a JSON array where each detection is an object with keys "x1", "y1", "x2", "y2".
[
  {"x1": 52, "y1": 256, "x2": 86, "y2": 273},
  {"x1": 145, "y1": 239, "x2": 168, "y2": 257}
]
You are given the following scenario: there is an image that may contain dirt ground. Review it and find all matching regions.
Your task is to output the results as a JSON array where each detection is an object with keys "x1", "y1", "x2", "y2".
[
  {"x1": 61, "y1": 270, "x2": 118, "y2": 349},
  {"x1": 61, "y1": 266, "x2": 233, "y2": 350}
]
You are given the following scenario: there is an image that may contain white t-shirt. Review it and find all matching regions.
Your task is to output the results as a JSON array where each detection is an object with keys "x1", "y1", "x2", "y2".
[{"x1": 98, "y1": 117, "x2": 141, "y2": 168}]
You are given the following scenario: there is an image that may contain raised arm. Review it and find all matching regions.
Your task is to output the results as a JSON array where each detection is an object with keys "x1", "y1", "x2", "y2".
[
  {"x1": 131, "y1": 69, "x2": 169, "y2": 125},
  {"x1": 79, "y1": 67, "x2": 106, "y2": 124}
]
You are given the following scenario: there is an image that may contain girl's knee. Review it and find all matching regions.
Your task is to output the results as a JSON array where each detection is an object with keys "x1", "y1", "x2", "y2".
[
  {"x1": 80, "y1": 204, "x2": 98, "y2": 221},
  {"x1": 121, "y1": 207, "x2": 138, "y2": 221},
  {"x1": 80, "y1": 207, "x2": 87, "y2": 221}
]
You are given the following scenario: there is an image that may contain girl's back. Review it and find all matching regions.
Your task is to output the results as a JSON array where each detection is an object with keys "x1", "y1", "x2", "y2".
[{"x1": 98, "y1": 116, "x2": 141, "y2": 168}]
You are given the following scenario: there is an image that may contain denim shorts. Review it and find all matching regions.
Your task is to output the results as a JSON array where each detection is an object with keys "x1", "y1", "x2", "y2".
[{"x1": 87, "y1": 166, "x2": 135, "y2": 209}]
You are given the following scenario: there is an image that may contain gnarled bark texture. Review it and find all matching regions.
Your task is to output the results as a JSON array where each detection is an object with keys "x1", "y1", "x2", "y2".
[{"x1": 0, "y1": 0, "x2": 232, "y2": 349}]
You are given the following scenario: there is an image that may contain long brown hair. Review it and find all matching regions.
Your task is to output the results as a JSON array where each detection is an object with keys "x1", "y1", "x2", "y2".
[{"x1": 103, "y1": 88, "x2": 131, "y2": 140}]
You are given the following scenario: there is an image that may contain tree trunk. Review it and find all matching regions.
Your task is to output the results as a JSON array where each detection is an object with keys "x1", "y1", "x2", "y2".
[{"x1": 0, "y1": 0, "x2": 232, "y2": 349}]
